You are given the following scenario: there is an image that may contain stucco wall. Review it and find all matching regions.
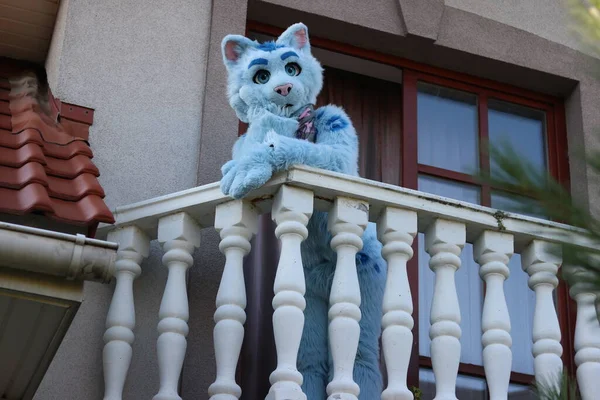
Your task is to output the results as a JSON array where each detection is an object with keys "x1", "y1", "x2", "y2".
[
  {"x1": 46, "y1": 0, "x2": 212, "y2": 210},
  {"x1": 38, "y1": 0, "x2": 213, "y2": 399},
  {"x1": 446, "y1": 0, "x2": 583, "y2": 53}
]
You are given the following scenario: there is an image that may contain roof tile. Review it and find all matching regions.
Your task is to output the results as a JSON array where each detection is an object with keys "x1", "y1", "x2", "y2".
[
  {"x1": 0, "y1": 163, "x2": 47, "y2": 189},
  {"x1": 44, "y1": 154, "x2": 99, "y2": 178},
  {"x1": 0, "y1": 68, "x2": 114, "y2": 230},
  {"x1": 0, "y1": 142, "x2": 46, "y2": 168}
]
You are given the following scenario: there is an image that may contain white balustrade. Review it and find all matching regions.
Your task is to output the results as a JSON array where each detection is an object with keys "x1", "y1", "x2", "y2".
[
  {"x1": 99, "y1": 166, "x2": 600, "y2": 400},
  {"x1": 425, "y1": 219, "x2": 465, "y2": 400},
  {"x1": 209, "y1": 200, "x2": 258, "y2": 400},
  {"x1": 326, "y1": 196, "x2": 369, "y2": 400},
  {"x1": 569, "y1": 267, "x2": 600, "y2": 400},
  {"x1": 377, "y1": 207, "x2": 417, "y2": 400},
  {"x1": 474, "y1": 231, "x2": 513, "y2": 400},
  {"x1": 266, "y1": 186, "x2": 314, "y2": 400},
  {"x1": 103, "y1": 226, "x2": 150, "y2": 400},
  {"x1": 521, "y1": 240, "x2": 563, "y2": 389},
  {"x1": 153, "y1": 212, "x2": 202, "y2": 400}
]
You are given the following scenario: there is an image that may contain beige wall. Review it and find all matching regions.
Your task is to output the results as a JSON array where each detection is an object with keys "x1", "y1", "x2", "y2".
[
  {"x1": 38, "y1": 0, "x2": 213, "y2": 398},
  {"x1": 446, "y1": 0, "x2": 583, "y2": 52},
  {"x1": 46, "y1": 0, "x2": 212, "y2": 210}
]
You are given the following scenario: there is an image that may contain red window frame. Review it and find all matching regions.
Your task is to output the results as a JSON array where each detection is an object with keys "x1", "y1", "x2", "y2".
[{"x1": 246, "y1": 20, "x2": 575, "y2": 390}]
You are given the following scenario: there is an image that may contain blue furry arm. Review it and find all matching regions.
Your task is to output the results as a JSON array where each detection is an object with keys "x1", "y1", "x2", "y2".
[
  {"x1": 222, "y1": 106, "x2": 359, "y2": 198},
  {"x1": 229, "y1": 112, "x2": 299, "y2": 160},
  {"x1": 221, "y1": 112, "x2": 299, "y2": 193},
  {"x1": 267, "y1": 106, "x2": 358, "y2": 174}
]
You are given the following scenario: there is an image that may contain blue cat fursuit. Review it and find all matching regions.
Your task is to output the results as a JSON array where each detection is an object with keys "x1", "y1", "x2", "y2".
[{"x1": 220, "y1": 23, "x2": 387, "y2": 400}]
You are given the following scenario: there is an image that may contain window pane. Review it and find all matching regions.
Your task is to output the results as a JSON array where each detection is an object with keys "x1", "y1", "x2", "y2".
[
  {"x1": 418, "y1": 175, "x2": 480, "y2": 205},
  {"x1": 420, "y1": 369, "x2": 488, "y2": 400},
  {"x1": 508, "y1": 383, "x2": 536, "y2": 399},
  {"x1": 491, "y1": 191, "x2": 545, "y2": 219},
  {"x1": 489, "y1": 99, "x2": 547, "y2": 177},
  {"x1": 418, "y1": 82, "x2": 479, "y2": 174},
  {"x1": 420, "y1": 369, "x2": 536, "y2": 399},
  {"x1": 506, "y1": 254, "x2": 536, "y2": 375}
]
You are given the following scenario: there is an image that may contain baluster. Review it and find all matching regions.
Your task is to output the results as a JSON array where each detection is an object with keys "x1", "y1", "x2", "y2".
[
  {"x1": 266, "y1": 185, "x2": 313, "y2": 400},
  {"x1": 474, "y1": 231, "x2": 513, "y2": 400},
  {"x1": 153, "y1": 212, "x2": 202, "y2": 400},
  {"x1": 209, "y1": 200, "x2": 258, "y2": 400},
  {"x1": 521, "y1": 240, "x2": 563, "y2": 389},
  {"x1": 377, "y1": 207, "x2": 417, "y2": 400},
  {"x1": 425, "y1": 219, "x2": 465, "y2": 400},
  {"x1": 103, "y1": 226, "x2": 150, "y2": 400},
  {"x1": 326, "y1": 197, "x2": 369, "y2": 400},
  {"x1": 568, "y1": 266, "x2": 600, "y2": 400}
]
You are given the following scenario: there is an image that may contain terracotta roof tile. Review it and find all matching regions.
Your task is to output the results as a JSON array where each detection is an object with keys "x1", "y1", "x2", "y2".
[
  {"x1": 0, "y1": 142, "x2": 46, "y2": 167},
  {"x1": 44, "y1": 154, "x2": 100, "y2": 178},
  {"x1": 46, "y1": 173, "x2": 106, "y2": 201},
  {"x1": 0, "y1": 163, "x2": 47, "y2": 188},
  {"x1": 0, "y1": 100, "x2": 9, "y2": 114},
  {"x1": 0, "y1": 115, "x2": 10, "y2": 130},
  {"x1": 0, "y1": 184, "x2": 54, "y2": 215},
  {"x1": 0, "y1": 68, "x2": 114, "y2": 230}
]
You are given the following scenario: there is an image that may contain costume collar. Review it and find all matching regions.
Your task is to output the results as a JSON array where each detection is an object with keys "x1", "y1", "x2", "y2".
[{"x1": 292, "y1": 104, "x2": 317, "y2": 143}]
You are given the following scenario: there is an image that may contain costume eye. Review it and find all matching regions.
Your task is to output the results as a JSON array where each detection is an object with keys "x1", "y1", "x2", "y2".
[
  {"x1": 253, "y1": 70, "x2": 271, "y2": 84},
  {"x1": 285, "y1": 62, "x2": 301, "y2": 76}
]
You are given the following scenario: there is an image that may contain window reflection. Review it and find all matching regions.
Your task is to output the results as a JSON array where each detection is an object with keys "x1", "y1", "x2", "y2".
[
  {"x1": 417, "y1": 83, "x2": 479, "y2": 174},
  {"x1": 489, "y1": 99, "x2": 547, "y2": 178}
]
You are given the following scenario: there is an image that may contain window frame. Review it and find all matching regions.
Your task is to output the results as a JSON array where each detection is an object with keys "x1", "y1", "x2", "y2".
[{"x1": 246, "y1": 19, "x2": 575, "y2": 391}]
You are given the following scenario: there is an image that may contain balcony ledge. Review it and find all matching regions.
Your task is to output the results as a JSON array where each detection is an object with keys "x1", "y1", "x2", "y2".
[{"x1": 97, "y1": 165, "x2": 594, "y2": 253}]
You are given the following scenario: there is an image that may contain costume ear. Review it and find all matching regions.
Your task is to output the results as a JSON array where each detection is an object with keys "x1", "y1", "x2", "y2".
[
  {"x1": 276, "y1": 23, "x2": 310, "y2": 51},
  {"x1": 222, "y1": 35, "x2": 255, "y2": 69}
]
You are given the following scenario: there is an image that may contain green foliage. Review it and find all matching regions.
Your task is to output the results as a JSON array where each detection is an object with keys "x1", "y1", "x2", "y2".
[
  {"x1": 567, "y1": 0, "x2": 600, "y2": 58},
  {"x1": 533, "y1": 370, "x2": 580, "y2": 400},
  {"x1": 410, "y1": 386, "x2": 422, "y2": 400}
]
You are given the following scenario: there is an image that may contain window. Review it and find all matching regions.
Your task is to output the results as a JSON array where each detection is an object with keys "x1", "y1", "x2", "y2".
[
  {"x1": 244, "y1": 21, "x2": 572, "y2": 399},
  {"x1": 404, "y1": 70, "x2": 570, "y2": 393}
]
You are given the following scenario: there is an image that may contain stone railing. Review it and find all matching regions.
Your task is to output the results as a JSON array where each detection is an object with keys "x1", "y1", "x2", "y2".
[{"x1": 98, "y1": 166, "x2": 600, "y2": 400}]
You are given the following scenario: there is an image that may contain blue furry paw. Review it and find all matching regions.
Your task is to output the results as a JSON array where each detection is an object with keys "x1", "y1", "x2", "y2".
[
  {"x1": 222, "y1": 147, "x2": 275, "y2": 199},
  {"x1": 220, "y1": 160, "x2": 238, "y2": 195},
  {"x1": 229, "y1": 161, "x2": 273, "y2": 199},
  {"x1": 221, "y1": 159, "x2": 237, "y2": 176}
]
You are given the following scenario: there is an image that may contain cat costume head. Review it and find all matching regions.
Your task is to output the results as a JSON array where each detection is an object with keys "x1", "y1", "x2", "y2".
[{"x1": 221, "y1": 23, "x2": 323, "y2": 123}]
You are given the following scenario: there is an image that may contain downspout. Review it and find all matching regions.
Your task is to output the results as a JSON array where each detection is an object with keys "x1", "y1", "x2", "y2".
[{"x1": 0, "y1": 221, "x2": 118, "y2": 283}]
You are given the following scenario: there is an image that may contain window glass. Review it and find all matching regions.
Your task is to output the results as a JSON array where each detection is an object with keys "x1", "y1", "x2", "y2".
[
  {"x1": 420, "y1": 369, "x2": 488, "y2": 400},
  {"x1": 491, "y1": 191, "x2": 545, "y2": 219},
  {"x1": 418, "y1": 175, "x2": 480, "y2": 205},
  {"x1": 489, "y1": 99, "x2": 547, "y2": 178},
  {"x1": 506, "y1": 254, "x2": 536, "y2": 375},
  {"x1": 508, "y1": 383, "x2": 536, "y2": 399},
  {"x1": 418, "y1": 82, "x2": 479, "y2": 174},
  {"x1": 420, "y1": 369, "x2": 536, "y2": 399}
]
